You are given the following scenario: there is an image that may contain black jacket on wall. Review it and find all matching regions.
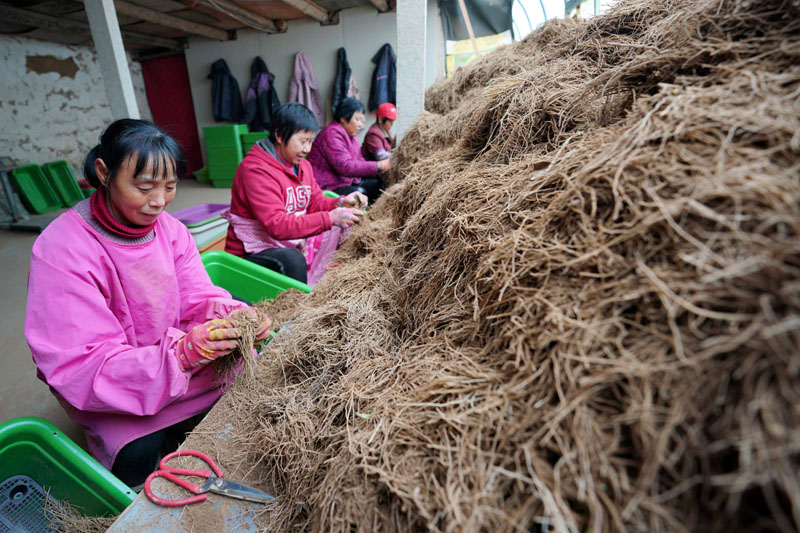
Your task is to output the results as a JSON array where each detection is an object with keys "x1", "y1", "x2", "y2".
[
  {"x1": 368, "y1": 43, "x2": 396, "y2": 111},
  {"x1": 331, "y1": 47, "x2": 353, "y2": 116},
  {"x1": 243, "y1": 57, "x2": 281, "y2": 132},
  {"x1": 208, "y1": 59, "x2": 243, "y2": 122}
]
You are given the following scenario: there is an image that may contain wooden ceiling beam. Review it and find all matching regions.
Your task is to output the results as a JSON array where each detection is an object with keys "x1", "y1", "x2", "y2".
[
  {"x1": 368, "y1": 0, "x2": 390, "y2": 12},
  {"x1": 191, "y1": 0, "x2": 286, "y2": 33},
  {"x1": 0, "y1": 4, "x2": 183, "y2": 50},
  {"x1": 280, "y1": 0, "x2": 330, "y2": 24},
  {"x1": 113, "y1": 0, "x2": 231, "y2": 41}
]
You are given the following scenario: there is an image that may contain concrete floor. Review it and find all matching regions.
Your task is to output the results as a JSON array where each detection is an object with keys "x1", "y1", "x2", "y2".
[{"x1": 0, "y1": 179, "x2": 230, "y2": 449}]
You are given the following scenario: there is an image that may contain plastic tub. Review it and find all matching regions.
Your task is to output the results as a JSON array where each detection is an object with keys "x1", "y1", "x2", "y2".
[
  {"x1": 193, "y1": 166, "x2": 210, "y2": 184},
  {"x1": 323, "y1": 190, "x2": 340, "y2": 199},
  {"x1": 9, "y1": 165, "x2": 62, "y2": 214},
  {"x1": 42, "y1": 161, "x2": 84, "y2": 207},
  {"x1": 0, "y1": 417, "x2": 134, "y2": 518},
  {"x1": 172, "y1": 203, "x2": 229, "y2": 227},
  {"x1": 201, "y1": 250, "x2": 312, "y2": 303},
  {"x1": 190, "y1": 218, "x2": 229, "y2": 248}
]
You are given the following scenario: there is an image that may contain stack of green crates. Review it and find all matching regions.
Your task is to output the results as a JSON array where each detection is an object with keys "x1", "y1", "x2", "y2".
[
  {"x1": 240, "y1": 131, "x2": 268, "y2": 155},
  {"x1": 203, "y1": 124, "x2": 247, "y2": 188}
]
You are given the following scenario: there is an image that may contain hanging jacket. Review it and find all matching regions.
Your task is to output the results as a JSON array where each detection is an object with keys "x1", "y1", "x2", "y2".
[
  {"x1": 368, "y1": 43, "x2": 396, "y2": 111},
  {"x1": 243, "y1": 57, "x2": 281, "y2": 132},
  {"x1": 207, "y1": 59, "x2": 243, "y2": 122},
  {"x1": 25, "y1": 201, "x2": 248, "y2": 469},
  {"x1": 307, "y1": 121, "x2": 379, "y2": 190},
  {"x1": 288, "y1": 52, "x2": 325, "y2": 129},
  {"x1": 331, "y1": 47, "x2": 360, "y2": 116}
]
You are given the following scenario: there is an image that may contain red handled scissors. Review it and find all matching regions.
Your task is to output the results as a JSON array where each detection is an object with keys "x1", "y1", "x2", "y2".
[{"x1": 144, "y1": 450, "x2": 275, "y2": 506}]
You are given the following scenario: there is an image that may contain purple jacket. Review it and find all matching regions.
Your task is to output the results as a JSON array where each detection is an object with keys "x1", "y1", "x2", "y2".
[
  {"x1": 307, "y1": 122, "x2": 379, "y2": 190},
  {"x1": 288, "y1": 52, "x2": 325, "y2": 129}
]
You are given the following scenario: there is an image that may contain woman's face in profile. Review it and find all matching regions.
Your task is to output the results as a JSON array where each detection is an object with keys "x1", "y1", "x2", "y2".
[{"x1": 341, "y1": 111, "x2": 365, "y2": 137}]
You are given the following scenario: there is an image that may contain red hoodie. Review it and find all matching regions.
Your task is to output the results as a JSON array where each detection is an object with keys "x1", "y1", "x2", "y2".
[{"x1": 225, "y1": 140, "x2": 339, "y2": 257}]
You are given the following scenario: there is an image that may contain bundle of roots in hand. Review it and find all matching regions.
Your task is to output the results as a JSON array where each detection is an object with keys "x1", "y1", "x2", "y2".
[{"x1": 200, "y1": 0, "x2": 800, "y2": 531}]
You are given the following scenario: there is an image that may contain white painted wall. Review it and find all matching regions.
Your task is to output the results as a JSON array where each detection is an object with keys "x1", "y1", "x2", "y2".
[
  {"x1": 0, "y1": 35, "x2": 151, "y2": 171},
  {"x1": 185, "y1": 1, "x2": 445, "y2": 155}
]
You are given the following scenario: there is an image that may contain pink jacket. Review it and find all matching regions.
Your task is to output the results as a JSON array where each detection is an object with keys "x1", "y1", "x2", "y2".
[
  {"x1": 307, "y1": 121, "x2": 379, "y2": 190},
  {"x1": 25, "y1": 204, "x2": 247, "y2": 469},
  {"x1": 288, "y1": 52, "x2": 325, "y2": 129},
  {"x1": 225, "y1": 139, "x2": 339, "y2": 258}
]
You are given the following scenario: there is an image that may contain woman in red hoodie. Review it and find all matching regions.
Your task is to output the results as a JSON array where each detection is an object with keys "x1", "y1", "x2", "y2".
[{"x1": 224, "y1": 103, "x2": 366, "y2": 284}]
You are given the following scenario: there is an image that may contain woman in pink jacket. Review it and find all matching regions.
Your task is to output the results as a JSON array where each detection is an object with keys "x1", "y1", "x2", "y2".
[
  {"x1": 307, "y1": 98, "x2": 389, "y2": 204},
  {"x1": 225, "y1": 103, "x2": 366, "y2": 285},
  {"x1": 24, "y1": 119, "x2": 270, "y2": 488}
]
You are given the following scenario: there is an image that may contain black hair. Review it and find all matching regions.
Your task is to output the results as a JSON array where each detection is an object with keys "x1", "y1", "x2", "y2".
[
  {"x1": 269, "y1": 102, "x2": 318, "y2": 145},
  {"x1": 379, "y1": 116, "x2": 392, "y2": 125},
  {"x1": 83, "y1": 119, "x2": 186, "y2": 189},
  {"x1": 334, "y1": 98, "x2": 366, "y2": 123}
]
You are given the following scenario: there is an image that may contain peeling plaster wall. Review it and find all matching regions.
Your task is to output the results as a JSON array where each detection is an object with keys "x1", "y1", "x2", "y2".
[{"x1": 0, "y1": 35, "x2": 152, "y2": 172}]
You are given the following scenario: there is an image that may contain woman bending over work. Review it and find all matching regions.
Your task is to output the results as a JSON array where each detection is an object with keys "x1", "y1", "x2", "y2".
[
  {"x1": 25, "y1": 119, "x2": 271, "y2": 488},
  {"x1": 362, "y1": 102, "x2": 396, "y2": 162},
  {"x1": 224, "y1": 102, "x2": 366, "y2": 285},
  {"x1": 307, "y1": 97, "x2": 388, "y2": 204}
]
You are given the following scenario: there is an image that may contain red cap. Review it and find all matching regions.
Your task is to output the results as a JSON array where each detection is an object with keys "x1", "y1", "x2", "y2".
[{"x1": 374, "y1": 102, "x2": 397, "y2": 120}]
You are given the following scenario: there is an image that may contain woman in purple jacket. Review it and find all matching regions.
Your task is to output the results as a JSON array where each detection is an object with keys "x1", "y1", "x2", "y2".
[{"x1": 307, "y1": 98, "x2": 389, "y2": 203}]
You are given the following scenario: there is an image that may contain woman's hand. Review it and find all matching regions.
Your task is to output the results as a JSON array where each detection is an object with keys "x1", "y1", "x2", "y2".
[
  {"x1": 177, "y1": 319, "x2": 241, "y2": 370},
  {"x1": 239, "y1": 307, "x2": 273, "y2": 341},
  {"x1": 378, "y1": 158, "x2": 391, "y2": 172},
  {"x1": 338, "y1": 191, "x2": 368, "y2": 209},
  {"x1": 330, "y1": 207, "x2": 364, "y2": 228}
]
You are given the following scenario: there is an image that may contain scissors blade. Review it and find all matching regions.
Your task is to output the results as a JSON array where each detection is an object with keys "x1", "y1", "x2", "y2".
[{"x1": 203, "y1": 476, "x2": 276, "y2": 504}]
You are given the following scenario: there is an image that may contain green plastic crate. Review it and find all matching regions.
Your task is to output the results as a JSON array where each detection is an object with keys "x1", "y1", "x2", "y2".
[
  {"x1": 194, "y1": 166, "x2": 210, "y2": 184},
  {"x1": 9, "y1": 165, "x2": 62, "y2": 214},
  {"x1": 42, "y1": 161, "x2": 84, "y2": 207},
  {"x1": 323, "y1": 190, "x2": 340, "y2": 199},
  {"x1": 81, "y1": 188, "x2": 96, "y2": 199},
  {"x1": 203, "y1": 124, "x2": 248, "y2": 147},
  {"x1": 0, "y1": 417, "x2": 134, "y2": 518},
  {"x1": 201, "y1": 250, "x2": 312, "y2": 303},
  {"x1": 210, "y1": 178, "x2": 233, "y2": 188},
  {"x1": 241, "y1": 131, "x2": 268, "y2": 154}
]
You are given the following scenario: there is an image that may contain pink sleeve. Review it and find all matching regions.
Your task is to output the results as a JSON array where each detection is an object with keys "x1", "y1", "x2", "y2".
[
  {"x1": 173, "y1": 224, "x2": 248, "y2": 330},
  {"x1": 323, "y1": 129, "x2": 380, "y2": 178},
  {"x1": 25, "y1": 253, "x2": 193, "y2": 417},
  {"x1": 243, "y1": 165, "x2": 333, "y2": 240}
]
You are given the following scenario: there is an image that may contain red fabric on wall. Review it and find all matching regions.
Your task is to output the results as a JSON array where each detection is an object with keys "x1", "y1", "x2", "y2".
[{"x1": 140, "y1": 55, "x2": 203, "y2": 178}]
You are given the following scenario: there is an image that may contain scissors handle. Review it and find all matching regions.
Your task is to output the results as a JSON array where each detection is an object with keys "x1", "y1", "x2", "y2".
[
  {"x1": 159, "y1": 450, "x2": 224, "y2": 478},
  {"x1": 144, "y1": 470, "x2": 207, "y2": 506},
  {"x1": 144, "y1": 450, "x2": 225, "y2": 507}
]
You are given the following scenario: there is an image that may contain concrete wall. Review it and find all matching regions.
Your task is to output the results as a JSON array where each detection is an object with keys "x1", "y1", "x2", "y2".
[
  {"x1": 185, "y1": 1, "x2": 444, "y2": 154},
  {"x1": 0, "y1": 35, "x2": 151, "y2": 172}
]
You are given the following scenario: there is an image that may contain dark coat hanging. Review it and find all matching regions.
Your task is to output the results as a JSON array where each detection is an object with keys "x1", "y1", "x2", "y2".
[
  {"x1": 243, "y1": 57, "x2": 281, "y2": 132},
  {"x1": 368, "y1": 43, "x2": 396, "y2": 111},
  {"x1": 207, "y1": 59, "x2": 244, "y2": 122},
  {"x1": 331, "y1": 47, "x2": 360, "y2": 116}
]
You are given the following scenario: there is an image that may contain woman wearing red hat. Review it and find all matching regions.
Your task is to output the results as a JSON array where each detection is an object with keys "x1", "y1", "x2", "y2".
[{"x1": 362, "y1": 102, "x2": 396, "y2": 163}]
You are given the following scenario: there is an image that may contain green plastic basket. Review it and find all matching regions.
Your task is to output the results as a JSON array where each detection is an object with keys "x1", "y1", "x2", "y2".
[
  {"x1": 322, "y1": 190, "x2": 340, "y2": 199},
  {"x1": 240, "y1": 131, "x2": 268, "y2": 154},
  {"x1": 9, "y1": 165, "x2": 62, "y2": 214},
  {"x1": 194, "y1": 166, "x2": 210, "y2": 184},
  {"x1": 203, "y1": 124, "x2": 248, "y2": 147},
  {"x1": 42, "y1": 161, "x2": 84, "y2": 207},
  {"x1": 81, "y1": 188, "x2": 96, "y2": 199},
  {"x1": 0, "y1": 417, "x2": 134, "y2": 517},
  {"x1": 201, "y1": 250, "x2": 312, "y2": 303}
]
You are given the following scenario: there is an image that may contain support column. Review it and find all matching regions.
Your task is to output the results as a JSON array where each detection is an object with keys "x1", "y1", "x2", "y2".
[
  {"x1": 84, "y1": 0, "x2": 139, "y2": 119},
  {"x1": 396, "y1": 0, "x2": 426, "y2": 140}
]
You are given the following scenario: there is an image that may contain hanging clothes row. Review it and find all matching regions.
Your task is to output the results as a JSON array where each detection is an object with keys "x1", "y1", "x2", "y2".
[{"x1": 207, "y1": 43, "x2": 397, "y2": 128}]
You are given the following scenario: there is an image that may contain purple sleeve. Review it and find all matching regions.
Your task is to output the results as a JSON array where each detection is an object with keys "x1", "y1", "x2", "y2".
[
  {"x1": 363, "y1": 129, "x2": 384, "y2": 160},
  {"x1": 323, "y1": 129, "x2": 380, "y2": 178}
]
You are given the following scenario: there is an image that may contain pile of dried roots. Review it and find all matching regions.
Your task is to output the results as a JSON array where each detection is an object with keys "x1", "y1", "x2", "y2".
[{"x1": 213, "y1": 0, "x2": 800, "y2": 531}]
